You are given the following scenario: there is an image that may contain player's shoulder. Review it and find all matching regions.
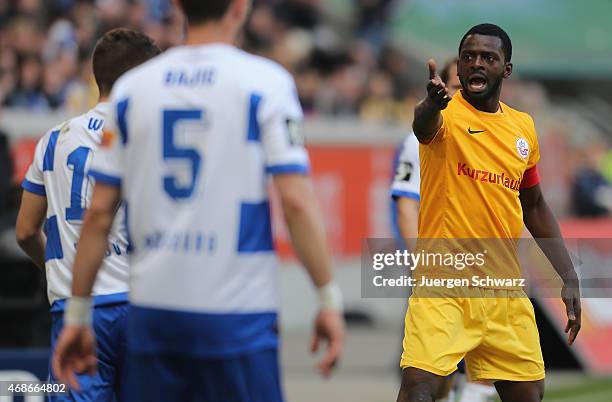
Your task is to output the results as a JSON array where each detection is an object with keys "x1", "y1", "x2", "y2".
[
  {"x1": 501, "y1": 102, "x2": 533, "y2": 121},
  {"x1": 241, "y1": 50, "x2": 292, "y2": 79},
  {"x1": 228, "y1": 48, "x2": 295, "y2": 93},
  {"x1": 501, "y1": 102, "x2": 537, "y2": 136},
  {"x1": 439, "y1": 94, "x2": 465, "y2": 122},
  {"x1": 31, "y1": 118, "x2": 70, "y2": 163},
  {"x1": 39, "y1": 118, "x2": 71, "y2": 145},
  {"x1": 61, "y1": 106, "x2": 104, "y2": 137}
]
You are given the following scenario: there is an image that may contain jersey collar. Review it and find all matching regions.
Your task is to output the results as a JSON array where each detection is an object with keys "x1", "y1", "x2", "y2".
[
  {"x1": 92, "y1": 102, "x2": 110, "y2": 118},
  {"x1": 455, "y1": 91, "x2": 507, "y2": 120}
]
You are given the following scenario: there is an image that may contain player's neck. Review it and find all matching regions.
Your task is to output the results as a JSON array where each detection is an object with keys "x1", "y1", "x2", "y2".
[
  {"x1": 186, "y1": 22, "x2": 237, "y2": 47},
  {"x1": 463, "y1": 89, "x2": 502, "y2": 113}
]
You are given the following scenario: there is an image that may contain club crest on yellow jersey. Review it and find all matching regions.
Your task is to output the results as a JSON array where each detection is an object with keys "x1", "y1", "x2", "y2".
[{"x1": 516, "y1": 137, "x2": 529, "y2": 159}]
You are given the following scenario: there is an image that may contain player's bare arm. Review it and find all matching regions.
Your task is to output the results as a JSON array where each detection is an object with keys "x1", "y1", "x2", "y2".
[
  {"x1": 16, "y1": 191, "x2": 47, "y2": 269},
  {"x1": 412, "y1": 59, "x2": 450, "y2": 143},
  {"x1": 273, "y1": 173, "x2": 345, "y2": 378},
  {"x1": 52, "y1": 182, "x2": 121, "y2": 389},
  {"x1": 520, "y1": 183, "x2": 581, "y2": 345}
]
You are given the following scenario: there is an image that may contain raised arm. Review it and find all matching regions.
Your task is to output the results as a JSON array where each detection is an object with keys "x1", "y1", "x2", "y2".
[{"x1": 413, "y1": 59, "x2": 451, "y2": 143}]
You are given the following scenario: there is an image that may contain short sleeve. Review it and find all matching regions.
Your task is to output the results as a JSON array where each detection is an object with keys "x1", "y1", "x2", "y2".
[
  {"x1": 22, "y1": 135, "x2": 48, "y2": 196},
  {"x1": 520, "y1": 115, "x2": 541, "y2": 189},
  {"x1": 88, "y1": 96, "x2": 125, "y2": 187},
  {"x1": 259, "y1": 73, "x2": 310, "y2": 175},
  {"x1": 420, "y1": 109, "x2": 449, "y2": 145},
  {"x1": 391, "y1": 134, "x2": 420, "y2": 200}
]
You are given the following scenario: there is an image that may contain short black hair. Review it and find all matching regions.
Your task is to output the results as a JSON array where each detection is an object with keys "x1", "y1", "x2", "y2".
[
  {"x1": 178, "y1": 0, "x2": 232, "y2": 25},
  {"x1": 92, "y1": 28, "x2": 161, "y2": 96},
  {"x1": 459, "y1": 23, "x2": 512, "y2": 62},
  {"x1": 440, "y1": 57, "x2": 458, "y2": 83}
]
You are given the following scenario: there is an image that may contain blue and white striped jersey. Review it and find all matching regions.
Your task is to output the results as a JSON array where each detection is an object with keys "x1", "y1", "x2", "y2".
[
  {"x1": 90, "y1": 44, "x2": 310, "y2": 356},
  {"x1": 23, "y1": 103, "x2": 130, "y2": 308}
]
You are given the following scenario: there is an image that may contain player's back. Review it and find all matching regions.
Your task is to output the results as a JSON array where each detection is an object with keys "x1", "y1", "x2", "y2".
[
  {"x1": 24, "y1": 103, "x2": 129, "y2": 307},
  {"x1": 96, "y1": 44, "x2": 309, "y2": 356}
]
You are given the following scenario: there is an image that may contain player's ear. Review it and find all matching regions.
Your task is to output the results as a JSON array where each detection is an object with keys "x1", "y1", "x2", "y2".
[{"x1": 503, "y1": 62, "x2": 513, "y2": 79}]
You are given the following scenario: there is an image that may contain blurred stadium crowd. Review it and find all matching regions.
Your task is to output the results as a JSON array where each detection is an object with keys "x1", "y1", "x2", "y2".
[
  {"x1": 0, "y1": 0, "x2": 185, "y2": 112},
  {"x1": 0, "y1": 0, "x2": 420, "y2": 121},
  {"x1": 0, "y1": 0, "x2": 611, "y2": 216}
]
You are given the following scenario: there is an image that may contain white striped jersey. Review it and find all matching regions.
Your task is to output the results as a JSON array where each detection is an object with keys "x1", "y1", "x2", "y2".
[
  {"x1": 22, "y1": 103, "x2": 130, "y2": 308},
  {"x1": 89, "y1": 44, "x2": 309, "y2": 356}
]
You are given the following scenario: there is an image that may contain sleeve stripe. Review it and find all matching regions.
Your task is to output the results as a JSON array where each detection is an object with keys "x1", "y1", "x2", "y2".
[
  {"x1": 89, "y1": 170, "x2": 122, "y2": 187},
  {"x1": 520, "y1": 165, "x2": 540, "y2": 189},
  {"x1": 391, "y1": 190, "x2": 420, "y2": 201},
  {"x1": 247, "y1": 93, "x2": 262, "y2": 142},
  {"x1": 42, "y1": 130, "x2": 60, "y2": 171},
  {"x1": 117, "y1": 98, "x2": 129, "y2": 145},
  {"x1": 266, "y1": 164, "x2": 310, "y2": 175},
  {"x1": 21, "y1": 179, "x2": 46, "y2": 196}
]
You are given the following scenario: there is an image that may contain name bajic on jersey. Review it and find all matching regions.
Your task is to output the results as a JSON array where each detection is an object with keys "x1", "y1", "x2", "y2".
[{"x1": 457, "y1": 162, "x2": 521, "y2": 191}]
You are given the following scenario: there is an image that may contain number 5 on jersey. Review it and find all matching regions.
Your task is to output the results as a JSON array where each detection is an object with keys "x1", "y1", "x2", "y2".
[{"x1": 162, "y1": 109, "x2": 205, "y2": 200}]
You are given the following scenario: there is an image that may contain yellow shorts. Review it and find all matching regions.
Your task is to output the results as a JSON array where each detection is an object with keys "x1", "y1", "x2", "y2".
[{"x1": 400, "y1": 288, "x2": 545, "y2": 382}]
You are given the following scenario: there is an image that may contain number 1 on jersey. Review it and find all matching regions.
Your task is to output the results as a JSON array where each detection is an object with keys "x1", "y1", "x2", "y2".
[{"x1": 66, "y1": 146, "x2": 92, "y2": 221}]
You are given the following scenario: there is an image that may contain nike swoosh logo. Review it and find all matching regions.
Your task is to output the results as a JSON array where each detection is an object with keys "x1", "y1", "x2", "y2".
[{"x1": 467, "y1": 128, "x2": 486, "y2": 134}]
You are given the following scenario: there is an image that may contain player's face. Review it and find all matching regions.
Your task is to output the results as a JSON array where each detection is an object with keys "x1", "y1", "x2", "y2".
[{"x1": 458, "y1": 34, "x2": 511, "y2": 100}]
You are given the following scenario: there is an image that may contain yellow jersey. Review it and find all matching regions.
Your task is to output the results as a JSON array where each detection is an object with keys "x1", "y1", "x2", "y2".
[
  {"x1": 415, "y1": 91, "x2": 541, "y2": 286},
  {"x1": 419, "y1": 90, "x2": 540, "y2": 239}
]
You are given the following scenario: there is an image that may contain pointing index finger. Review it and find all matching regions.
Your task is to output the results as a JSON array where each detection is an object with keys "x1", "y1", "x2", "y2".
[{"x1": 428, "y1": 59, "x2": 438, "y2": 80}]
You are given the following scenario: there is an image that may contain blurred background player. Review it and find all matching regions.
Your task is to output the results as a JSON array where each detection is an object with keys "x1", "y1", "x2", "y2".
[
  {"x1": 52, "y1": 1, "x2": 345, "y2": 401},
  {"x1": 15, "y1": 28, "x2": 160, "y2": 401},
  {"x1": 397, "y1": 23, "x2": 581, "y2": 402},
  {"x1": 390, "y1": 57, "x2": 496, "y2": 402}
]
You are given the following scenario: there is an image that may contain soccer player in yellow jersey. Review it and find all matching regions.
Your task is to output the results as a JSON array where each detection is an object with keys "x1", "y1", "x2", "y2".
[{"x1": 397, "y1": 24, "x2": 581, "y2": 402}]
